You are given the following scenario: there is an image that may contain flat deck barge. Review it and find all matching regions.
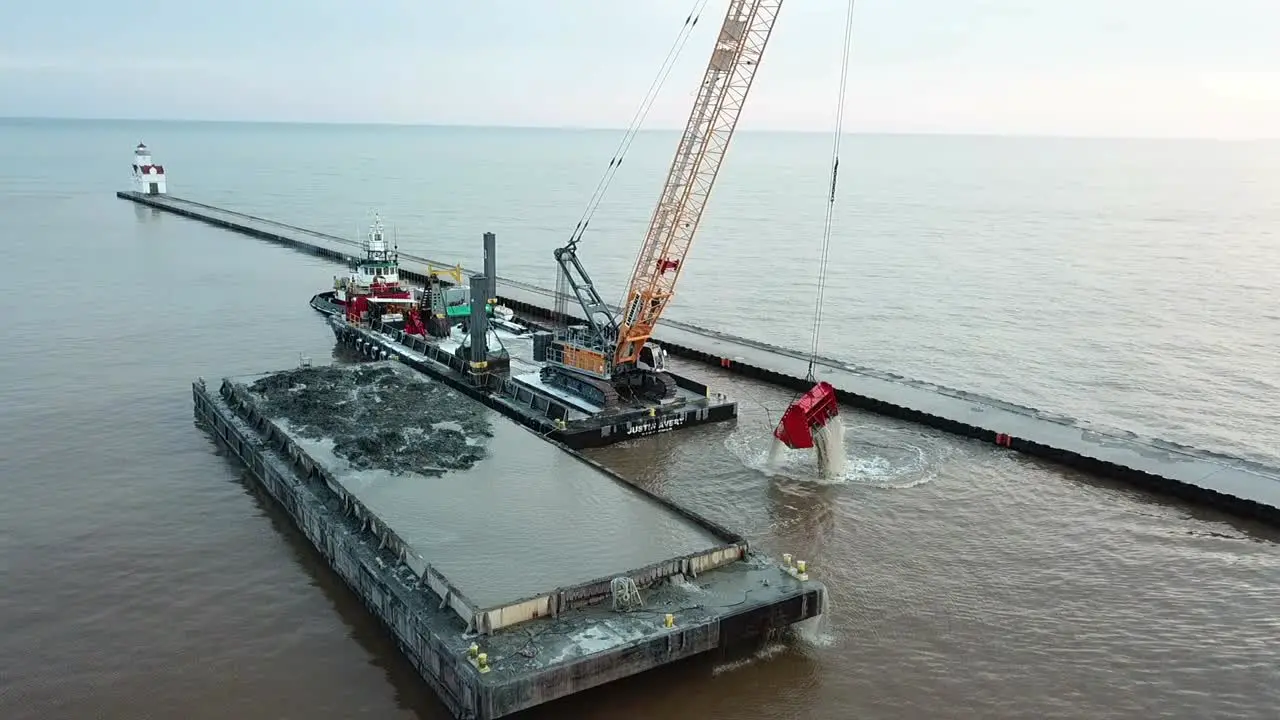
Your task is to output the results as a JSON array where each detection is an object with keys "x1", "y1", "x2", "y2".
[
  {"x1": 193, "y1": 361, "x2": 823, "y2": 719},
  {"x1": 317, "y1": 297, "x2": 736, "y2": 449},
  {"x1": 125, "y1": 191, "x2": 1280, "y2": 523}
]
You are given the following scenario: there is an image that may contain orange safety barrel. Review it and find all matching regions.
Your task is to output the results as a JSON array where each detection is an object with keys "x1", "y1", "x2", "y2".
[{"x1": 773, "y1": 381, "x2": 840, "y2": 449}]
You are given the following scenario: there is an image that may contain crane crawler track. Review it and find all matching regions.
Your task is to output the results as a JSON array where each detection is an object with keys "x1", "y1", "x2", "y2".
[
  {"x1": 540, "y1": 366, "x2": 679, "y2": 410},
  {"x1": 615, "y1": 369, "x2": 679, "y2": 405},
  {"x1": 540, "y1": 366, "x2": 621, "y2": 408}
]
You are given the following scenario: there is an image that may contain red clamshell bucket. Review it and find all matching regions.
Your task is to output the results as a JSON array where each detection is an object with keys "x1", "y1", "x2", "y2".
[{"x1": 773, "y1": 381, "x2": 840, "y2": 449}]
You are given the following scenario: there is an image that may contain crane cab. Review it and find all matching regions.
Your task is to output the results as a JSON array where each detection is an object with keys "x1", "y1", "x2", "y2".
[{"x1": 639, "y1": 343, "x2": 668, "y2": 372}]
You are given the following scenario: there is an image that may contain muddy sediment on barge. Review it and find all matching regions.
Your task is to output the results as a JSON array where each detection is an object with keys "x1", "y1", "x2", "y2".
[
  {"x1": 248, "y1": 363, "x2": 491, "y2": 476},
  {"x1": 238, "y1": 361, "x2": 726, "y2": 609}
]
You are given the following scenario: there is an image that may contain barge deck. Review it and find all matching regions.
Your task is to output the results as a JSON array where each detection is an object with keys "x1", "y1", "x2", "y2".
[{"x1": 193, "y1": 361, "x2": 823, "y2": 719}]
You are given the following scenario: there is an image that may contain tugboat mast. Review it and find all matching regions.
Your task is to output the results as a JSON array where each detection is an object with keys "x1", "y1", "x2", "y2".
[{"x1": 364, "y1": 213, "x2": 397, "y2": 265}]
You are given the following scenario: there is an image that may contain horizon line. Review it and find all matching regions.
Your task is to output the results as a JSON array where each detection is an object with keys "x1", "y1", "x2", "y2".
[{"x1": 1, "y1": 114, "x2": 1274, "y2": 143}]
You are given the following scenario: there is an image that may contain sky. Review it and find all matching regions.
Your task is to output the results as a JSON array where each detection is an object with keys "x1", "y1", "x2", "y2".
[{"x1": 2, "y1": 0, "x2": 1280, "y2": 138}]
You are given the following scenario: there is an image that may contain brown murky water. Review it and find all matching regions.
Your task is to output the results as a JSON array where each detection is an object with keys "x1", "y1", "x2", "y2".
[{"x1": 3, "y1": 122, "x2": 1279, "y2": 719}]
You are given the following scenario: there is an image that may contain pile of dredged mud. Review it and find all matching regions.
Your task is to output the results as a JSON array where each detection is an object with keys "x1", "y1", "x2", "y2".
[{"x1": 249, "y1": 363, "x2": 492, "y2": 476}]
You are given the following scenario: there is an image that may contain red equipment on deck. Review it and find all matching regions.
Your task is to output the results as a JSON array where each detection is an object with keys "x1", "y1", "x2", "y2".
[
  {"x1": 773, "y1": 381, "x2": 840, "y2": 450},
  {"x1": 403, "y1": 308, "x2": 426, "y2": 337},
  {"x1": 345, "y1": 295, "x2": 370, "y2": 324}
]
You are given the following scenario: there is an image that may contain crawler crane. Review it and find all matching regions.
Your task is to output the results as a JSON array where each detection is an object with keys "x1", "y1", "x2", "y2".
[{"x1": 542, "y1": 0, "x2": 786, "y2": 409}]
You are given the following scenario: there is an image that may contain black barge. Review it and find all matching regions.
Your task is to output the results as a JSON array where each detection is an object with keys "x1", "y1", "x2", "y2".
[{"x1": 193, "y1": 361, "x2": 824, "y2": 719}]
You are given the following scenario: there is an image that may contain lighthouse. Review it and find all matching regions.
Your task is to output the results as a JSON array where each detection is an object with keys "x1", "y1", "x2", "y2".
[{"x1": 132, "y1": 142, "x2": 167, "y2": 195}]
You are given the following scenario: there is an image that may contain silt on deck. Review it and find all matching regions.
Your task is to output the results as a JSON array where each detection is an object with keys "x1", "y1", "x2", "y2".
[{"x1": 234, "y1": 361, "x2": 729, "y2": 612}]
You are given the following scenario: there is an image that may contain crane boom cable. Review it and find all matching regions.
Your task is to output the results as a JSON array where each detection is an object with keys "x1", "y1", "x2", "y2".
[
  {"x1": 805, "y1": 0, "x2": 857, "y2": 382},
  {"x1": 555, "y1": 0, "x2": 710, "y2": 324},
  {"x1": 566, "y1": 0, "x2": 712, "y2": 249}
]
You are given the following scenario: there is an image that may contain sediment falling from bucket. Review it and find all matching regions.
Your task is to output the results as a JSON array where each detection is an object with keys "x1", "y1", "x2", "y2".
[
  {"x1": 813, "y1": 414, "x2": 847, "y2": 478},
  {"x1": 767, "y1": 437, "x2": 786, "y2": 469}
]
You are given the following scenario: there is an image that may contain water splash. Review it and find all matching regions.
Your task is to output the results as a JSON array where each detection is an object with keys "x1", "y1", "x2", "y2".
[
  {"x1": 791, "y1": 586, "x2": 836, "y2": 648},
  {"x1": 669, "y1": 573, "x2": 706, "y2": 595},
  {"x1": 710, "y1": 640, "x2": 790, "y2": 676},
  {"x1": 761, "y1": 416, "x2": 848, "y2": 483},
  {"x1": 813, "y1": 414, "x2": 847, "y2": 480},
  {"x1": 767, "y1": 437, "x2": 786, "y2": 467},
  {"x1": 709, "y1": 592, "x2": 836, "y2": 678},
  {"x1": 733, "y1": 419, "x2": 936, "y2": 490}
]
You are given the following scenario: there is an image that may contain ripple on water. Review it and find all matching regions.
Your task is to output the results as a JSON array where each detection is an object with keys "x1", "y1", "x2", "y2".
[{"x1": 724, "y1": 416, "x2": 946, "y2": 491}]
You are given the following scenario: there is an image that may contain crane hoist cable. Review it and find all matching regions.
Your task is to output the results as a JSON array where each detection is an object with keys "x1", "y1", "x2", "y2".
[
  {"x1": 804, "y1": 0, "x2": 858, "y2": 384},
  {"x1": 564, "y1": 0, "x2": 713, "y2": 250},
  {"x1": 554, "y1": 0, "x2": 711, "y2": 322}
]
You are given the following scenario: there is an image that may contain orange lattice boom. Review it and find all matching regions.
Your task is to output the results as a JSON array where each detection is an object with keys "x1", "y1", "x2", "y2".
[{"x1": 613, "y1": 0, "x2": 784, "y2": 369}]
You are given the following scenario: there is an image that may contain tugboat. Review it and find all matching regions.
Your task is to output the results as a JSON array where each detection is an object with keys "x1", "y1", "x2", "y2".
[
  {"x1": 311, "y1": 215, "x2": 517, "y2": 338},
  {"x1": 311, "y1": 213, "x2": 418, "y2": 329}
]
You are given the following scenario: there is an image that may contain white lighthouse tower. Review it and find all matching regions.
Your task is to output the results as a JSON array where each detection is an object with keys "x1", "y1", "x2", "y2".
[{"x1": 131, "y1": 142, "x2": 167, "y2": 195}]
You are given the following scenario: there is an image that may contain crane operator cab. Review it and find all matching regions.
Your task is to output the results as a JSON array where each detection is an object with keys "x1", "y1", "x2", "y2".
[{"x1": 639, "y1": 343, "x2": 668, "y2": 372}]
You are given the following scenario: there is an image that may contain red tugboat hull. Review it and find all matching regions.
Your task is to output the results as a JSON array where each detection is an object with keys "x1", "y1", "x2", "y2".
[{"x1": 773, "y1": 381, "x2": 839, "y2": 450}]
